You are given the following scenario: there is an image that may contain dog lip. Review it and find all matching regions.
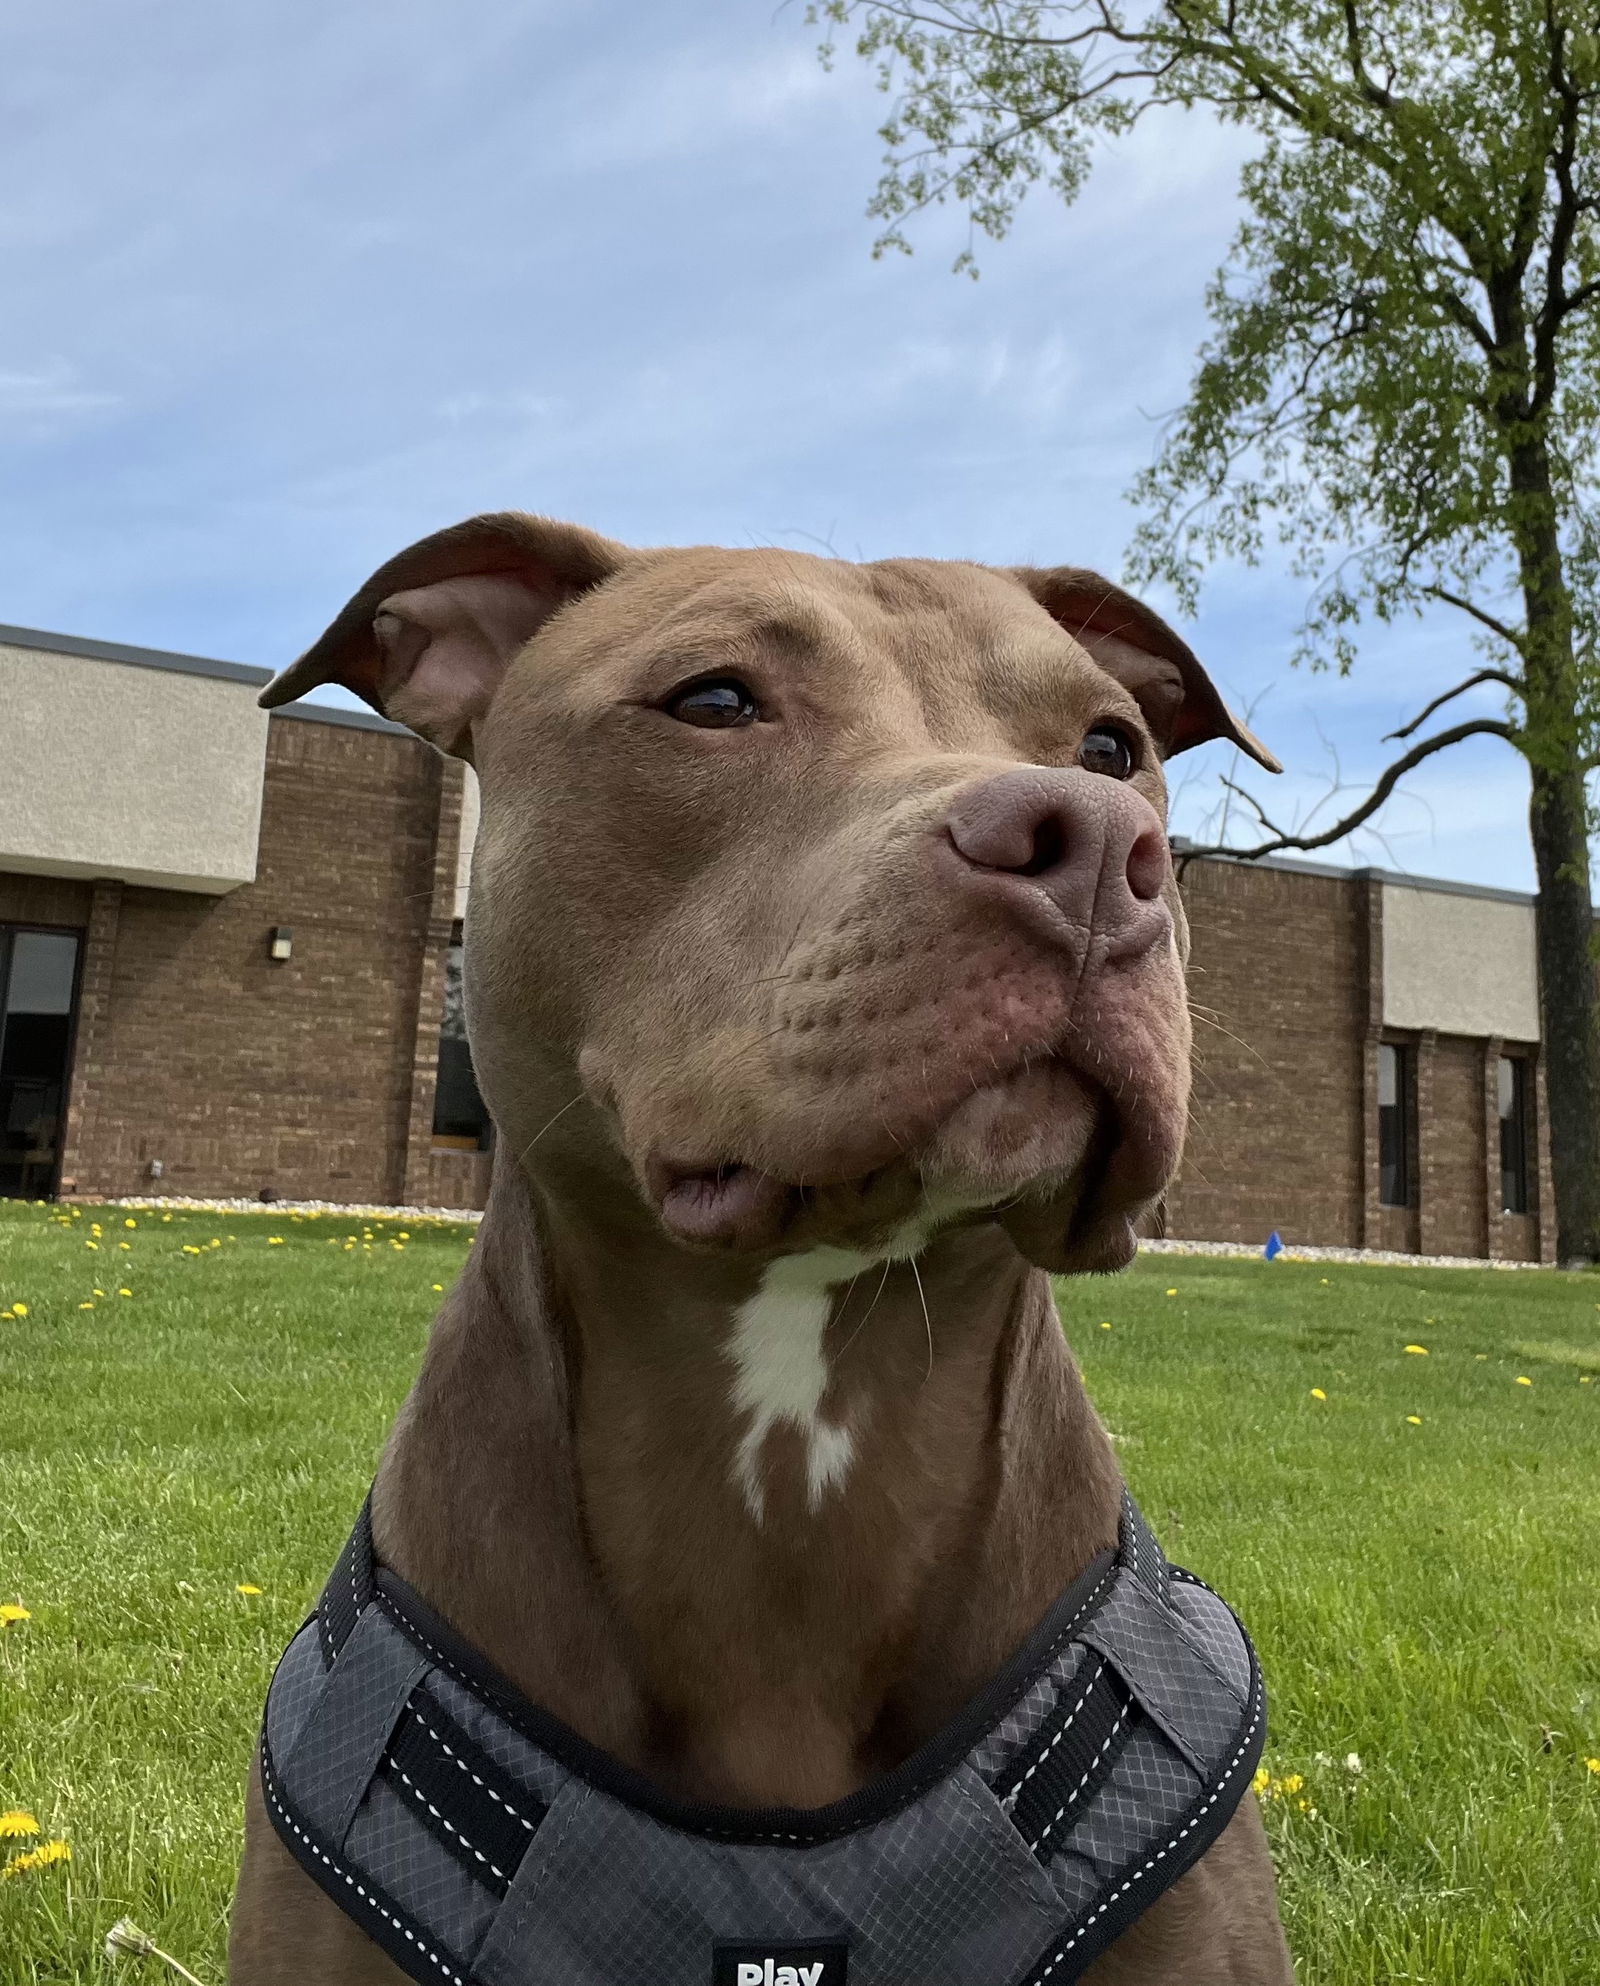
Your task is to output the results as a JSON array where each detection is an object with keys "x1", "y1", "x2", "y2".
[{"x1": 652, "y1": 1159, "x2": 794, "y2": 1248}]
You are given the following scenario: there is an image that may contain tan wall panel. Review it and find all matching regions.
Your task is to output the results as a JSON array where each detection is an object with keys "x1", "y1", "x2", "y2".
[
  {"x1": 1382, "y1": 884, "x2": 1539, "y2": 1039},
  {"x1": 0, "y1": 644, "x2": 268, "y2": 893}
]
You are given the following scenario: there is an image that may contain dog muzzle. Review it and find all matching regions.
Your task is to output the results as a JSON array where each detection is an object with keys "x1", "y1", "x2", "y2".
[{"x1": 257, "y1": 1491, "x2": 1265, "y2": 1986}]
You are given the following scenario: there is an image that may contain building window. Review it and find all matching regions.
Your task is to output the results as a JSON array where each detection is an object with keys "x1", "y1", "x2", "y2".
[
  {"x1": 1498, "y1": 1055, "x2": 1532, "y2": 1215},
  {"x1": 432, "y1": 934, "x2": 492, "y2": 1152},
  {"x1": 1378, "y1": 1041, "x2": 1416, "y2": 1208},
  {"x1": 0, "y1": 926, "x2": 81, "y2": 1200}
]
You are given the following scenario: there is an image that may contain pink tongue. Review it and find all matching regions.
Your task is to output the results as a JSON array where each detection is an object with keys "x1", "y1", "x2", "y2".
[{"x1": 658, "y1": 1165, "x2": 790, "y2": 1247}]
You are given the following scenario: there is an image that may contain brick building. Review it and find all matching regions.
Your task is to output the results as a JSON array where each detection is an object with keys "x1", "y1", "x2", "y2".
[{"x1": 0, "y1": 625, "x2": 1558, "y2": 1260}]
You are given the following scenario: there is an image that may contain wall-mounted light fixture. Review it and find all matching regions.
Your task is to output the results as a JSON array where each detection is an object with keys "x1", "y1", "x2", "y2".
[{"x1": 268, "y1": 926, "x2": 294, "y2": 962}]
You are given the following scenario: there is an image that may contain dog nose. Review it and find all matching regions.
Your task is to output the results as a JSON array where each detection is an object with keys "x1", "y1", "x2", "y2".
[{"x1": 944, "y1": 766, "x2": 1170, "y2": 950}]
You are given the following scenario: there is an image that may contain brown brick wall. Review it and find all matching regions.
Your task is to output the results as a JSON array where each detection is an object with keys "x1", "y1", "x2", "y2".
[
  {"x1": 59, "y1": 716, "x2": 447, "y2": 1204},
  {"x1": 1167, "y1": 859, "x2": 1368, "y2": 1247},
  {"x1": 1420, "y1": 1035, "x2": 1489, "y2": 1260}
]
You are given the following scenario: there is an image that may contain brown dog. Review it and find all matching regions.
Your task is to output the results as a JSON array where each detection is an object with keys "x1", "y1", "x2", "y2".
[{"x1": 228, "y1": 516, "x2": 1292, "y2": 1984}]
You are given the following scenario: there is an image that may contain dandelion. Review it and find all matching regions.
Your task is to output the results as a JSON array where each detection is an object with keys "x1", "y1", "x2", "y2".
[
  {"x1": 0, "y1": 1812, "x2": 39, "y2": 1838},
  {"x1": 1516, "y1": 1376, "x2": 1532, "y2": 1386},
  {"x1": 1345, "y1": 1753, "x2": 1363, "y2": 1775},
  {"x1": 94, "y1": 1288, "x2": 104, "y2": 1297},
  {"x1": 78, "y1": 1301, "x2": 94, "y2": 1311},
  {"x1": 10, "y1": 1302, "x2": 27, "y2": 1318},
  {"x1": 1275, "y1": 1773, "x2": 1304, "y2": 1795},
  {"x1": 2, "y1": 1838, "x2": 70, "y2": 1877},
  {"x1": 398, "y1": 1231, "x2": 411, "y2": 1241},
  {"x1": 0, "y1": 1603, "x2": 31, "y2": 1626},
  {"x1": 104, "y1": 1917, "x2": 209, "y2": 1984},
  {"x1": 1406, "y1": 1415, "x2": 1423, "y2": 1425},
  {"x1": 1585, "y1": 1758, "x2": 1600, "y2": 1775},
  {"x1": 1582, "y1": 1376, "x2": 1593, "y2": 1385},
  {"x1": 119, "y1": 1288, "x2": 133, "y2": 1298},
  {"x1": 236, "y1": 1583, "x2": 263, "y2": 1597},
  {"x1": 1404, "y1": 1345, "x2": 1428, "y2": 1356},
  {"x1": 124, "y1": 1217, "x2": 137, "y2": 1229},
  {"x1": 86, "y1": 1240, "x2": 98, "y2": 1250},
  {"x1": 1252, "y1": 1766, "x2": 1270, "y2": 1796},
  {"x1": 268, "y1": 1237, "x2": 284, "y2": 1246},
  {"x1": 431, "y1": 1283, "x2": 444, "y2": 1292},
  {"x1": 1100, "y1": 1321, "x2": 1112, "y2": 1331},
  {"x1": 1310, "y1": 1388, "x2": 1326, "y2": 1401}
]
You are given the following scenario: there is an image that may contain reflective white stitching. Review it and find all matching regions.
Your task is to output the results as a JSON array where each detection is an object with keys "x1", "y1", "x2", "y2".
[
  {"x1": 260, "y1": 1753, "x2": 464, "y2": 1986},
  {"x1": 415, "y1": 1716, "x2": 537, "y2": 1833},
  {"x1": 1022, "y1": 1705, "x2": 1130, "y2": 1852},
  {"x1": 1000, "y1": 1666, "x2": 1106, "y2": 1808},
  {"x1": 1027, "y1": 1690, "x2": 1265, "y2": 1981},
  {"x1": 390, "y1": 1765, "x2": 507, "y2": 1881}
]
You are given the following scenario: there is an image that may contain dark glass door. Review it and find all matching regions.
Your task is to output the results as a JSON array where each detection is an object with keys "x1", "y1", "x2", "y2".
[{"x1": 0, "y1": 926, "x2": 81, "y2": 1199}]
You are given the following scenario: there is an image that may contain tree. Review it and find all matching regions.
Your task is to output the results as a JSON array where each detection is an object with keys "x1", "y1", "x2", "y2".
[{"x1": 811, "y1": 0, "x2": 1600, "y2": 1261}]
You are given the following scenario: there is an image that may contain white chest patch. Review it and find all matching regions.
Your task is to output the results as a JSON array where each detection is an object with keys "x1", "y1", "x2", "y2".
[{"x1": 726, "y1": 1245, "x2": 875, "y2": 1522}]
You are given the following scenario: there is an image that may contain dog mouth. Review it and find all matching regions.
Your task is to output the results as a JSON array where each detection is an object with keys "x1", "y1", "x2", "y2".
[{"x1": 647, "y1": 1052, "x2": 1156, "y2": 1265}]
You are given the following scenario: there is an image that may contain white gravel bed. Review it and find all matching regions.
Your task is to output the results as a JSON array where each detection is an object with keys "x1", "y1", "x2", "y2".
[
  {"x1": 96, "y1": 1194, "x2": 484, "y2": 1223},
  {"x1": 94, "y1": 1198, "x2": 1558, "y2": 1269},
  {"x1": 1140, "y1": 1236, "x2": 1550, "y2": 1271}
]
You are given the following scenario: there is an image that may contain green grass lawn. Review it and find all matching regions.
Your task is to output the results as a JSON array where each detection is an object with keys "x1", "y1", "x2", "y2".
[{"x1": 1, "y1": 1201, "x2": 1597, "y2": 1984}]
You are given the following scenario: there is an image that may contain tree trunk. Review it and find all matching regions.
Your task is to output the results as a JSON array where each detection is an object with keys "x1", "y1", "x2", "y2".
[
  {"x1": 1509, "y1": 421, "x2": 1600, "y2": 1262},
  {"x1": 1526, "y1": 752, "x2": 1600, "y2": 1262}
]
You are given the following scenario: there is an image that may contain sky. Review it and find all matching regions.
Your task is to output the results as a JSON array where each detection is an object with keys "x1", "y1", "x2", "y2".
[{"x1": 0, "y1": 0, "x2": 1538, "y2": 891}]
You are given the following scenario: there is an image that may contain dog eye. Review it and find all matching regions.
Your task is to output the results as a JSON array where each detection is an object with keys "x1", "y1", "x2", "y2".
[
  {"x1": 665, "y1": 678, "x2": 761, "y2": 728},
  {"x1": 1078, "y1": 724, "x2": 1136, "y2": 780}
]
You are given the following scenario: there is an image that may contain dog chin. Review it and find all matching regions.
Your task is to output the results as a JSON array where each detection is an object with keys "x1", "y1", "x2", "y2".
[{"x1": 650, "y1": 1058, "x2": 1146, "y2": 1262}]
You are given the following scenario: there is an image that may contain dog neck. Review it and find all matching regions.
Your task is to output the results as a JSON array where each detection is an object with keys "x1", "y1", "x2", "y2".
[{"x1": 373, "y1": 1158, "x2": 1123, "y2": 1809}]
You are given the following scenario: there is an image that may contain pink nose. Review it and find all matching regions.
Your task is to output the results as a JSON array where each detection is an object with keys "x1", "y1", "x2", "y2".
[{"x1": 944, "y1": 766, "x2": 1171, "y2": 953}]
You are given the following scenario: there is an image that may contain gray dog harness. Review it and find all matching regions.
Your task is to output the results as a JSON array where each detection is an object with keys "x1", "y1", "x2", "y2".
[{"x1": 259, "y1": 1492, "x2": 1264, "y2": 1986}]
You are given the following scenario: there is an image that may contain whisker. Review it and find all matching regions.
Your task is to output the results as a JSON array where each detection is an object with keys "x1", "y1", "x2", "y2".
[
  {"x1": 910, "y1": 1256, "x2": 934, "y2": 1385},
  {"x1": 515, "y1": 1092, "x2": 586, "y2": 1166}
]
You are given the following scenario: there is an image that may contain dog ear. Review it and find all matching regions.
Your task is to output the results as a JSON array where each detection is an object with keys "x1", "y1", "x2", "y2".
[
  {"x1": 1010, "y1": 566, "x2": 1281, "y2": 772},
  {"x1": 259, "y1": 512, "x2": 628, "y2": 759}
]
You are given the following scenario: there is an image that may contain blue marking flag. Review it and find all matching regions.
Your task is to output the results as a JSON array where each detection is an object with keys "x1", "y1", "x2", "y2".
[{"x1": 1263, "y1": 1230, "x2": 1285, "y2": 1261}]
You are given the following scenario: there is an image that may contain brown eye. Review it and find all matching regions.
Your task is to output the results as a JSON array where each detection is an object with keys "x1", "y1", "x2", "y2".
[
  {"x1": 1078, "y1": 724, "x2": 1136, "y2": 780},
  {"x1": 665, "y1": 678, "x2": 760, "y2": 728}
]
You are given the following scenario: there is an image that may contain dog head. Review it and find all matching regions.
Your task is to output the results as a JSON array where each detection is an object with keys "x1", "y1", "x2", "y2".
[{"x1": 264, "y1": 514, "x2": 1275, "y2": 1274}]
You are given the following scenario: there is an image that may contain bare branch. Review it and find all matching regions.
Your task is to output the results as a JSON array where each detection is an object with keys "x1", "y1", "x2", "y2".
[
  {"x1": 1174, "y1": 718, "x2": 1517, "y2": 868},
  {"x1": 1421, "y1": 585, "x2": 1529, "y2": 651},
  {"x1": 1383, "y1": 667, "x2": 1523, "y2": 740}
]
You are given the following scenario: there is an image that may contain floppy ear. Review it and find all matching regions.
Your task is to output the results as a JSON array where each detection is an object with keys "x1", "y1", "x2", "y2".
[
  {"x1": 1009, "y1": 566, "x2": 1280, "y2": 773},
  {"x1": 260, "y1": 512, "x2": 628, "y2": 759}
]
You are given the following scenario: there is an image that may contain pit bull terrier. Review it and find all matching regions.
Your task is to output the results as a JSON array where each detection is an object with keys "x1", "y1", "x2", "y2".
[{"x1": 228, "y1": 514, "x2": 1293, "y2": 1985}]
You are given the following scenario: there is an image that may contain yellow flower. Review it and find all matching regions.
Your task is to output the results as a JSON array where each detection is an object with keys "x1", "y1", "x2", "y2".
[
  {"x1": 432, "y1": 1283, "x2": 444, "y2": 1292},
  {"x1": 1406, "y1": 1415, "x2": 1423, "y2": 1425},
  {"x1": 398, "y1": 1231, "x2": 411, "y2": 1240},
  {"x1": 93, "y1": 1289, "x2": 104, "y2": 1297},
  {"x1": 123, "y1": 1217, "x2": 137, "y2": 1228},
  {"x1": 10, "y1": 1303, "x2": 27, "y2": 1318},
  {"x1": 1310, "y1": 1388, "x2": 1326, "y2": 1401},
  {"x1": 1165, "y1": 1287, "x2": 1178, "y2": 1296},
  {"x1": 236, "y1": 1583, "x2": 263, "y2": 1596},
  {"x1": 268, "y1": 1237, "x2": 284, "y2": 1245},
  {"x1": 85, "y1": 1240, "x2": 98, "y2": 1250},
  {"x1": 1252, "y1": 1766, "x2": 1270, "y2": 1796},
  {"x1": 0, "y1": 1603, "x2": 31, "y2": 1626},
  {"x1": 1585, "y1": 1757, "x2": 1600, "y2": 1774},
  {"x1": 1404, "y1": 1344, "x2": 1428, "y2": 1355},
  {"x1": 1276, "y1": 1773, "x2": 1304, "y2": 1795},
  {"x1": 78, "y1": 1301, "x2": 94, "y2": 1311},
  {"x1": 118, "y1": 1287, "x2": 133, "y2": 1298},
  {"x1": 1582, "y1": 1376, "x2": 1593, "y2": 1384},
  {"x1": 0, "y1": 1812, "x2": 38, "y2": 1838},
  {"x1": 1516, "y1": 1375, "x2": 1532, "y2": 1386},
  {"x1": 1100, "y1": 1321, "x2": 1112, "y2": 1331},
  {"x1": 2, "y1": 1838, "x2": 71, "y2": 1877}
]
